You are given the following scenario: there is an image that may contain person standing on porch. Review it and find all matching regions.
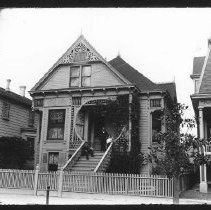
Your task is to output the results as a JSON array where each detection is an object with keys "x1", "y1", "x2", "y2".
[
  {"x1": 106, "y1": 136, "x2": 113, "y2": 149},
  {"x1": 99, "y1": 127, "x2": 109, "y2": 151}
]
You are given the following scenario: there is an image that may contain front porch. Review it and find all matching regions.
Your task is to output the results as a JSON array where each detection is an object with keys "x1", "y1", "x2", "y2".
[{"x1": 63, "y1": 95, "x2": 131, "y2": 173}]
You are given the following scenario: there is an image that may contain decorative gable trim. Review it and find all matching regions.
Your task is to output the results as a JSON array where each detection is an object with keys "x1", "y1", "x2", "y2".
[
  {"x1": 63, "y1": 42, "x2": 100, "y2": 63},
  {"x1": 30, "y1": 35, "x2": 130, "y2": 92}
]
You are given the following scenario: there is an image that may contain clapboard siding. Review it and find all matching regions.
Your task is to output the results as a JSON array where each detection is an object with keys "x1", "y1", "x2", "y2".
[
  {"x1": 41, "y1": 66, "x2": 70, "y2": 90},
  {"x1": 139, "y1": 98, "x2": 150, "y2": 174},
  {"x1": 0, "y1": 99, "x2": 31, "y2": 137},
  {"x1": 40, "y1": 63, "x2": 125, "y2": 91},
  {"x1": 91, "y1": 63, "x2": 124, "y2": 86}
]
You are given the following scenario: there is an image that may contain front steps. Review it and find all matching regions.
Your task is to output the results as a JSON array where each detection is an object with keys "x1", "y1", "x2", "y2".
[{"x1": 70, "y1": 151, "x2": 104, "y2": 172}]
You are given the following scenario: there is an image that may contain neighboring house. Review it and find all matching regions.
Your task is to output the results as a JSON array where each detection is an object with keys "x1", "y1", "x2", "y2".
[
  {"x1": 29, "y1": 35, "x2": 177, "y2": 173},
  {"x1": 0, "y1": 79, "x2": 37, "y2": 169},
  {"x1": 190, "y1": 39, "x2": 211, "y2": 193}
]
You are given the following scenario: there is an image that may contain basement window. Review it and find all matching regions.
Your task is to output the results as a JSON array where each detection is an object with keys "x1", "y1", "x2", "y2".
[{"x1": 48, "y1": 152, "x2": 59, "y2": 171}]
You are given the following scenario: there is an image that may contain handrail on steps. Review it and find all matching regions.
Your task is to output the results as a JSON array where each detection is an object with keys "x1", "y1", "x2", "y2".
[
  {"x1": 62, "y1": 141, "x2": 86, "y2": 171},
  {"x1": 94, "y1": 142, "x2": 113, "y2": 173},
  {"x1": 94, "y1": 126, "x2": 127, "y2": 173}
]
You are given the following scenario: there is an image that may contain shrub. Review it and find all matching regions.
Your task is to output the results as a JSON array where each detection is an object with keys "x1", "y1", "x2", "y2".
[{"x1": 0, "y1": 136, "x2": 31, "y2": 169}]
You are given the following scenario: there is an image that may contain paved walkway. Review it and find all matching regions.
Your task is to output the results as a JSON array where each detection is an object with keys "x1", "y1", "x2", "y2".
[{"x1": 0, "y1": 188, "x2": 210, "y2": 205}]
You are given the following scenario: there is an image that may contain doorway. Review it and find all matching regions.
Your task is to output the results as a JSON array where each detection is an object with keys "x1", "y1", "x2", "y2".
[{"x1": 87, "y1": 110, "x2": 106, "y2": 151}]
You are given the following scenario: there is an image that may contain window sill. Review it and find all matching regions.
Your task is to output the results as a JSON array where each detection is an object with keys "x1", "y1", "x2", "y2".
[
  {"x1": 2, "y1": 117, "x2": 9, "y2": 121},
  {"x1": 45, "y1": 140, "x2": 65, "y2": 144}
]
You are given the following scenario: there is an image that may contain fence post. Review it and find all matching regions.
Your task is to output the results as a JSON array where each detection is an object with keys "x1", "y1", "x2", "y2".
[
  {"x1": 173, "y1": 176, "x2": 180, "y2": 204},
  {"x1": 46, "y1": 186, "x2": 50, "y2": 205},
  {"x1": 58, "y1": 167, "x2": 64, "y2": 197},
  {"x1": 34, "y1": 165, "x2": 39, "y2": 196}
]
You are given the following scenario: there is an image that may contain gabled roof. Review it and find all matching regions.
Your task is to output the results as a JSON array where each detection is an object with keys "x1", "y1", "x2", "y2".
[
  {"x1": 109, "y1": 56, "x2": 157, "y2": 91},
  {"x1": 198, "y1": 49, "x2": 211, "y2": 94},
  {"x1": 192, "y1": 56, "x2": 205, "y2": 76},
  {"x1": 0, "y1": 87, "x2": 31, "y2": 107},
  {"x1": 30, "y1": 35, "x2": 129, "y2": 92},
  {"x1": 156, "y1": 82, "x2": 177, "y2": 103},
  {"x1": 30, "y1": 35, "x2": 177, "y2": 103},
  {"x1": 109, "y1": 56, "x2": 177, "y2": 102}
]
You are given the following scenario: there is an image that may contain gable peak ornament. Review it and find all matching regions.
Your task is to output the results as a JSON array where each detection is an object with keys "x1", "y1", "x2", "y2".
[{"x1": 63, "y1": 42, "x2": 100, "y2": 63}]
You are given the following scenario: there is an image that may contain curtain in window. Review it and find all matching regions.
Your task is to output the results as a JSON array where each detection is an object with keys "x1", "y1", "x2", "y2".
[{"x1": 47, "y1": 110, "x2": 65, "y2": 140}]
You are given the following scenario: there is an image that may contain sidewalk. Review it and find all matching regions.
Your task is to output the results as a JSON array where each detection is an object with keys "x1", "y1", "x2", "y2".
[{"x1": 0, "y1": 188, "x2": 210, "y2": 205}]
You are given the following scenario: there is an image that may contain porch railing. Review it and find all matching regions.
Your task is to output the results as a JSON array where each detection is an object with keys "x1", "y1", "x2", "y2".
[
  {"x1": 94, "y1": 142, "x2": 113, "y2": 173},
  {"x1": 94, "y1": 126, "x2": 127, "y2": 173},
  {"x1": 63, "y1": 141, "x2": 86, "y2": 171}
]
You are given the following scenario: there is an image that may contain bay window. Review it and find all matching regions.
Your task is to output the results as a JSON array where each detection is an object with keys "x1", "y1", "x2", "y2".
[{"x1": 47, "y1": 109, "x2": 65, "y2": 140}]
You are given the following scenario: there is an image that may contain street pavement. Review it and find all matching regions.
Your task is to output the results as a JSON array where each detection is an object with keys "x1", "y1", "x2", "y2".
[{"x1": 0, "y1": 188, "x2": 210, "y2": 205}]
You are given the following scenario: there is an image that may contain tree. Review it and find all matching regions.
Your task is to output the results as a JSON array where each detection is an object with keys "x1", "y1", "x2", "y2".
[
  {"x1": 147, "y1": 103, "x2": 209, "y2": 204},
  {"x1": 0, "y1": 136, "x2": 32, "y2": 169}
]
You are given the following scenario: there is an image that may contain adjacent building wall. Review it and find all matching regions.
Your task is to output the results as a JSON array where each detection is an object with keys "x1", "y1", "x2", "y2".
[{"x1": 0, "y1": 98, "x2": 31, "y2": 137}]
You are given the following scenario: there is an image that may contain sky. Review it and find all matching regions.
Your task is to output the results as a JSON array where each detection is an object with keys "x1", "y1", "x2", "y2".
[{"x1": 1, "y1": 8, "x2": 211, "y2": 134}]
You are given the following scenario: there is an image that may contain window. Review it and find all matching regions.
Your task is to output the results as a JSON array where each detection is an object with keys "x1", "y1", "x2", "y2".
[
  {"x1": 82, "y1": 66, "x2": 91, "y2": 87},
  {"x1": 152, "y1": 110, "x2": 162, "y2": 143},
  {"x1": 27, "y1": 137, "x2": 34, "y2": 160},
  {"x1": 70, "y1": 66, "x2": 80, "y2": 87},
  {"x1": 34, "y1": 99, "x2": 43, "y2": 108},
  {"x1": 195, "y1": 79, "x2": 199, "y2": 93},
  {"x1": 48, "y1": 152, "x2": 59, "y2": 171},
  {"x1": 47, "y1": 109, "x2": 65, "y2": 140},
  {"x1": 70, "y1": 65, "x2": 91, "y2": 87},
  {"x1": 150, "y1": 99, "x2": 161, "y2": 108},
  {"x1": 28, "y1": 111, "x2": 35, "y2": 127},
  {"x1": 2, "y1": 102, "x2": 10, "y2": 120}
]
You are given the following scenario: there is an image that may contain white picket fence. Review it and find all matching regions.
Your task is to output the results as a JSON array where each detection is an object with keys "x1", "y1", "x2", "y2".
[
  {"x1": 62, "y1": 172, "x2": 173, "y2": 197},
  {"x1": 0, "y1": 169, "x2": 34, "y2": 189},
  {"x1": 0, "y1": 169, "x2": 174, "y2": 198}
]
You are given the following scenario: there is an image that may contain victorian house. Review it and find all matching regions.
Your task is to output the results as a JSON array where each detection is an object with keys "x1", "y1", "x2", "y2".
[
  {"x1": 30, "y1": 35, "x2": 177, "y2": 173},
  {"x1": 0, "y1": 80, "x2": 37, "y2": 169},
  {"x1": 190, "y1": 39, "x2": 211, "y2": 193}
]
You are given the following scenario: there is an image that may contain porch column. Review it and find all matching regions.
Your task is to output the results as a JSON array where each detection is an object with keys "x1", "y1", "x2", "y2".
[
  {"x1": 199, "y1": 108, "x2": 204, "y2": 139},
  {"x1": 90, "y1": 119, "x2": 95, "y2": 148},
  {"x1": 199, "y1": 107, "x2": 208, "y2": 193},
  {"x1": 84, "y1": 110, "x2": 89, "y2": 142}
]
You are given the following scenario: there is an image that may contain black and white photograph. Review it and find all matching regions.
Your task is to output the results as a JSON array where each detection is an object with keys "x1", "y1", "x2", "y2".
[{"x1": 0, "y1": 8, "x2": 211, "y2": 205}]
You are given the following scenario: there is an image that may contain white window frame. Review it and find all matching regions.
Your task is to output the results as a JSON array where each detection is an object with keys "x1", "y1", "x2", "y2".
[{"x1": 70, "y1": 65, "x2": 91, "y2": 87}]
